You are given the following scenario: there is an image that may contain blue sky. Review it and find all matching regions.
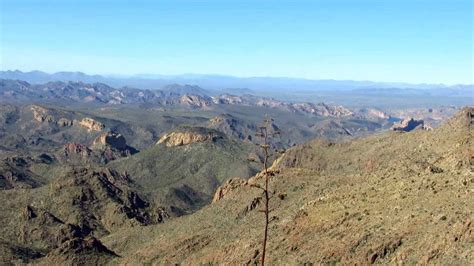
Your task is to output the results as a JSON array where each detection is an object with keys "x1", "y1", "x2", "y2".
[{"x1": 0, "y1": 0, "x2": 472, "y2": 84}]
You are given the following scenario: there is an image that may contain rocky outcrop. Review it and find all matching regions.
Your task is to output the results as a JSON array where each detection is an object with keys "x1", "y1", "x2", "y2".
[
  {"x1": 92, "y1": 132, "x2": 127, "y2": 150},
  {"x1": 212, "y1": 178, "x2": 248, "y2": 203},
  {"x1": 158, "y1": 132, "x2": 214, "y2": 147},
  {"x1": 157, "y1": 127, "x2": 224, "y2": 147},
  {"x1": 391, "y1": 117, "x2": 425, "y2": 132},
  {"x1": 60, "y1": 133, "x2": 137, "y2": 164},
  {"x1": 77, "y1": 118, "x2": 104, "y2": 132}
]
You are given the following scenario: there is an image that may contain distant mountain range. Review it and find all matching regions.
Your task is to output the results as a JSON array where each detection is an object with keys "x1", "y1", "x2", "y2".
[
  {"x1": 0, "y1": 79, "x2": 371, "y2": 120},
  {"x1": 1, "y1": 70, "x2": 472, "y2": 92},
  {"x1": 1, "y1": 70, "x2": 472, "y2": 109}
]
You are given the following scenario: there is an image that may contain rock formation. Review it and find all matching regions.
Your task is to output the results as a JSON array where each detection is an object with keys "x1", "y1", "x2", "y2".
[
  {"x1": 157, "y1": 127, "x2": 224, "y2": 147},
  {"x1": 212, "y1": 178, "x2": 248, "y2": 203},
  {"x1": 92, "y1": 132, "x2": 127, "y2": 150},
  {"x1": 77, "y1": 118, "x2": 104, "y2": 132}
]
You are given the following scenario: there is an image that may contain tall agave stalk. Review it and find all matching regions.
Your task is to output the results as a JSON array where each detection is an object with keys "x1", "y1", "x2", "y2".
[{"x1": 253, "y1": 116, "x2": 280, "y2": 266}]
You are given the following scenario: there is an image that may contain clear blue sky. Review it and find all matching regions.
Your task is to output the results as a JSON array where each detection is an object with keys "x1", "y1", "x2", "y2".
[{"x1": 0, "y1": 0, "x2": 472, "y2": 84}]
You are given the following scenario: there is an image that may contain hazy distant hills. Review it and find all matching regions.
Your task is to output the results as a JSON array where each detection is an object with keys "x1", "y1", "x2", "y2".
[
  {"x1": 0, "y1": 79, "x2": 385, "y2": 120},
  {"x1": 0, "y1": 70, "x2": 106, "y2": 85},
  {"x1": 2, "y1": 70, "x2": 472, "y2": 91},
  {"x1": 2, "y1": 70, "x2": 472, "y2": 108}
]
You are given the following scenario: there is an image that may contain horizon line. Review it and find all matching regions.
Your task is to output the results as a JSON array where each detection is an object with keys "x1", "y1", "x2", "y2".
[{"x1": 1, "y1": 69, "x2": 472, "y2": 87}]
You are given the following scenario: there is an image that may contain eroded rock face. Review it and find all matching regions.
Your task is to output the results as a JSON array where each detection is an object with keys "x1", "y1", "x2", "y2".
[
  {"x1": 77, "y1": 118, "x2": 104, "y2": 132},
  {"x1": 92, "y1": 132, "x2": 127, "y2": 150},
  {"x1": 391, "y1": 117, "x2": 425, "y2": 132},
  {"x1": 212, "y1": 178, "x2": 248, "y2": 203},
  {"x1": 157, "y1": 127, "x2": 224, "y2": 147}
]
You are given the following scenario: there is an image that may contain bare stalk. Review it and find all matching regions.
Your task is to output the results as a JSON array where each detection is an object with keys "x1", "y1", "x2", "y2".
[{"x1": 255, "y1": 116, "x2": 278, "y2": 266}]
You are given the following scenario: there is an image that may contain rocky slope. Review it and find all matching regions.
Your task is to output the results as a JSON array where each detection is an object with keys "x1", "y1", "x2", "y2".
[
  {"x1": 0, "y1": 167, "x2": 160, "y2": 265},
  {"x1": 101, "y1": 107, "x2": 473, "y2": 265}
]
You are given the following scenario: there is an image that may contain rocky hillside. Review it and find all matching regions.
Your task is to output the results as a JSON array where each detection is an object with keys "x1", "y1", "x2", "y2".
[
  {"x1": 101, "y1": 107, "x2": 473, "y2": 265},
  {"x1": 0, "y1": 167, "x2": 159, "y2": 265}
]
